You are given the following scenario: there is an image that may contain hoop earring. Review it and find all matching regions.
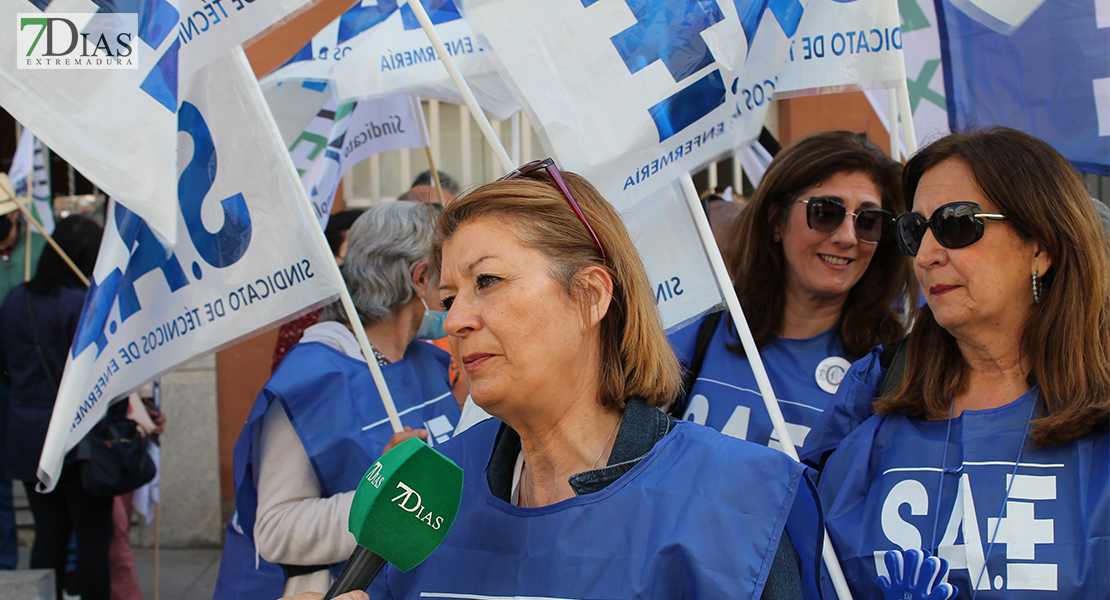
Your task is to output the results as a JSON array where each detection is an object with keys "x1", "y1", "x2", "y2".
[{"x1": 1032, "y1": 271, "x2": 1041, "y2": 304}]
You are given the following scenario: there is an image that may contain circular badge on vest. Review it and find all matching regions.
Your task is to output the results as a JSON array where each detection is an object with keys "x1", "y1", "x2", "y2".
[{"x1": 815, "y1": 356, "x2": 852, "y2": 394}]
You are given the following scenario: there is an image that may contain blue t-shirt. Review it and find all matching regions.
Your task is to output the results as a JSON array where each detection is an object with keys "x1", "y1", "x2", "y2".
[
  {"x1": 818, "y1": 387, "x2": 1109, "y2": 599},
  {"x1": 669, "y1": 312, "x2": 852, "y2": 454}
]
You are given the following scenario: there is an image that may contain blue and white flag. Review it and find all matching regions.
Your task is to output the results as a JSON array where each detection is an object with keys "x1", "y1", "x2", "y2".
[
  {"x1": 459, "y1": 0, "x2": 811, "y2": 329},
  {"x1": 280, "y1": 90, "x2": 432, "y2": 226},
  {"x1": 8, "y1": 126, "x2": 54, "y2": 234},
  {"x1": 864, "y1": 0, "x2": 951, "y2": 157},
  {"x1": 263, "y1": 0, "x2": 519, "y2": 120},
  {"x1": 0, "y1": 0, "x2": 314, "y2": 241},
  {"x1": 775, "y1": 0, "x2": 906, "y2": 96},
  {"x1": 936, "y1": 0, "x2": 1109, "y2": 175},
  {"x1": 35, "y1": 48, "x2": 342, "y2": 493}
]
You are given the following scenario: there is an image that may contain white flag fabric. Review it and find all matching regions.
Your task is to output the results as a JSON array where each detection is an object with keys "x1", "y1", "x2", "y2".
[
  {"x1": 35, "y1": 48, "x2": 342, "y2": 492},
  {"x1": 775, "y1": 0, "x2": 906, "y2": 96},
  {"x1": 277, "y1": 89, "x2": 432, "y2": 227},
  {"x1": 8, "y1": 126, "x2": 54, "y2": 234},
  {"x1": 864, "y1": 0, "x2": 950, "y2": 157},
  {"x1": 1, "y1": 0, "x2": 313, "y2": 242},
  {"x1": 460, "y1": 0, "x2": 810, "y2": 329},
  {"x1": 263, "y1": 0, "x2": 519, "y2": 119}
]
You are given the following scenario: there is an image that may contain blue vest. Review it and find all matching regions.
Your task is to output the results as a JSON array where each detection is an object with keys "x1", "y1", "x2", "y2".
[
  {"x1": 376, "y1": 418, "x2": 825, "y2": 599},
  {"x1": 213, "y1": 339, "x2": 460, "y2": 600},
  {"x1": 669, "y1": 313, "x2": 851, "y2": 453},
  {"x1": 799, "y1": 345, "x2": 887, "y2": 464},
  {"x1": 818, "y1": 387, "x2": 1110, "y2": 599}
]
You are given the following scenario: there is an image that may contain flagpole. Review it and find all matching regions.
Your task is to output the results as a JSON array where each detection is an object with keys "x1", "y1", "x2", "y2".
[
  {"x1": 679, "y1": 172, "x2": 854, "y2": 600},
  {"x1": 896, "y1": 79, "x2": 918, "y2": 156},
  {"x1": 405, "y1": 0, "x2": 514, "y2": 174},
  {"x1": 425, "y1": 147, "x2": 446, "y2": 204},
  {"x1": 887, "y1": 88, "x2": 900, "y2": 159},
  {"x1": 0, "y1": 174, "x2": 89, "y2": 287},
  {"x1": 235, "y1": 48, "x2": 405, "y2": 434}
]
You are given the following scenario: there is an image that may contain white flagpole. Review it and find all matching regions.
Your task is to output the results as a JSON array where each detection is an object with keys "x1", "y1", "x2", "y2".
[
  {"x1": 896, "y1": 79, "x2": 919, "y2": 156},
  {"x1": 887, "y1": 88, "x2": 900, "y2": 159},
  {"x1": 679, "y1": 172, "x2": 854, "y2": 600},
  {"x1": 236, "y1": 48, "x2": 404, "y2": 434},
  {"x1": 405, "y1": 0, "x2": 514, "y2": 174}
]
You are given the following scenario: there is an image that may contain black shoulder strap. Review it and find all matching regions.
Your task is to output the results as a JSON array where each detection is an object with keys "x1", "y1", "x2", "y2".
[
  {"x1": 25, "y1": 291, "x2": 58, "y2": 392},
  {"x1": 879, "y1": 336, "x2": 909, "y2": 398},
  {"x1": 669, "y1": 311, "x2": 724, "y2": 418}
]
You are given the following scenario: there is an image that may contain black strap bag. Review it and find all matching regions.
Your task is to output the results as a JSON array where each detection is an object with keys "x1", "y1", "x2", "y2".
[{"x1": 27, "y1": 292, "x2": 156, "y2": 497}]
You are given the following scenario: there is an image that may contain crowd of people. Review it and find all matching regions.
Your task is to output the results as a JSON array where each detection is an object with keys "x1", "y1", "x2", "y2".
[{"x1": 2, "y1": 128, "x2": 1106, "y2": 600}]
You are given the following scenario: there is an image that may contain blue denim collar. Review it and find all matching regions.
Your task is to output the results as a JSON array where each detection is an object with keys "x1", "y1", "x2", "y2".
[{"x1": 486, "y1": 396, "x2": 675, "y2": 501}]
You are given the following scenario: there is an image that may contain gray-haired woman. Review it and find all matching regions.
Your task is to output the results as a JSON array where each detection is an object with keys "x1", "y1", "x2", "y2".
[{"x1": 213, "y1": 201, "x2": 462, "y2": 599}]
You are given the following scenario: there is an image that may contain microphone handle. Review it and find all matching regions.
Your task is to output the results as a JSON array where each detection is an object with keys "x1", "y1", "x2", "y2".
[{"x1": 322, "y1": 546, "x2": 388, "y2": 600}]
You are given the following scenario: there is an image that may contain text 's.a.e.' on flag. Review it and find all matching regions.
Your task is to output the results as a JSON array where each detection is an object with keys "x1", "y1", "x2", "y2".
[
  {"x1": 264, "y1": 0, "x2": 519, "y2": 120},
  {"x1": 35, "y1": 48, "x2": 342, "y2": 493},
  {"x1": 936, "y1": 0, "x2": 1109, "y2": 175},
  {"x1": 273, "y1": 88, "x2": 432, "y2": 229},
  {"x1": 458, "y1": 0, "x2": 812, "y2": 329},
  {"x1": 1, "y1": 0, "x2": 316, "y2": 243},
  {"x1": 773, "y1": 0, "x2": 906, "y2": 97},
  {"x1": 8, "y1": 126, "x2": 54, "y2": 235}
]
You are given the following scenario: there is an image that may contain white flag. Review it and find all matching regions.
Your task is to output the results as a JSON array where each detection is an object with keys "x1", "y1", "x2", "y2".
[
  {"x1": 1, "y1": 0, "x2": 313, "y2": 241},
  {"x1": 460, "y1": 0, "x2": 810, "y2": 329},
  {"x1": 281, "y1": 91, "x2": 432, "y2": 227},
  {"x1": 775, "y1": 0, "x2": 906, "y2": 96},
  {"x1": 35, "y1": 48, "x2": 342, "y2": 492},
  {"x1": 263, "y1": 0, "x2": 519, "y2": 120},
  {"x1": 8, "y1": 126, "x2": 54, "y2": 234}
]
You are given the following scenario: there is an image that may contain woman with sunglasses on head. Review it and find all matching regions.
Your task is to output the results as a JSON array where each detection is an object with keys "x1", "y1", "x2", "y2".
[
  {"x1": 286, "y1": 160, "x2": 824, "y2": 600},
  {"x1": 668, "y1": 131, "x2": 912, "y2": 456},
  {"x1": 810, "y1": 128, "x2": 1109, "y2": 599}
]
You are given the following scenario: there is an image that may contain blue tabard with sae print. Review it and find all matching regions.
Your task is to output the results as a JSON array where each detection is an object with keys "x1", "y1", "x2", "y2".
[
  {"x1": 376, "y1": 418, "x2": 824, "y2": 600},
  {"x1": 213, "y1": 340, "x2": 460, "y2": 600},
  {"x1": 818, "y1": 385, "x2": 1109, "y2": 599},
  {"x1": 669, "y1": 313, "x2": 853, "y2": 454}
]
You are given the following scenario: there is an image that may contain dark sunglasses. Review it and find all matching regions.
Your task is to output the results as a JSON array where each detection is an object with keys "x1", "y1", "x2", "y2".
[
  {"x1": 796, "y1": 196, "x2": 893, "y2": 244},
  {"x1": 499, "y1": 158, "x2": 607, "y2": 264},
  {"x1": 894, "y1": 201, "x2": 1007, "y2": 256}
]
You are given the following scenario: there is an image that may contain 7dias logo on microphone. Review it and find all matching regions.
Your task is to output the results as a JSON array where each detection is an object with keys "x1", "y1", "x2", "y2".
[
  {"x1": 17, "y1": 13, "x2": 137, "y2": 69},
  {"x1": 390, "y1": 482, "x2": 445, "y2": 530}
]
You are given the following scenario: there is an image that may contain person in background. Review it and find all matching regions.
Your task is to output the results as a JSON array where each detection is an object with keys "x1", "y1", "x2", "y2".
[
  {"x1": 331, "y1": 160, "x2": 821, "y2": 599},
  {"x1": 0, "y1": 194, "x2": 45, "y2": 571},
  {"x1": 813, "y1": 128, "x2": 1108, "y2": 598},
  {"x1": 0, "y1": 215, "x2": 105, "y2": 599},
  {"x1": 668, "y1": 131, "x2": 913, "y2": 456},
  {"x1": 213, "y1": 201, "x2": 460, "y2": 599},
  {"x1": 271, "y1": 209, "x2": 365, "y2": 372},
  {"x1": 404, "y1": 169, "x2": 461, "y2": 205}
]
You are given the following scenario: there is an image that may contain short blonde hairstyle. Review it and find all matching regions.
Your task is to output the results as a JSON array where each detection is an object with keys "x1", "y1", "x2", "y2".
[{"x1": 428, "y1": 172, "x2": 682, "y2": 409}]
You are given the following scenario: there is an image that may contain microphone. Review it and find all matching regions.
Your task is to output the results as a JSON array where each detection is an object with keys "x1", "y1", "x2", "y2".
[{"x1": 322, "y1": 437, "x2": 464, "y2": 599}]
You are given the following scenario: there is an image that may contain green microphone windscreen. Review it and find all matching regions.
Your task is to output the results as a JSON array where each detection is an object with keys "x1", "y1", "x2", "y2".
[{"x1": 348, "y1": 437, "x2": 464, "y2": 572}]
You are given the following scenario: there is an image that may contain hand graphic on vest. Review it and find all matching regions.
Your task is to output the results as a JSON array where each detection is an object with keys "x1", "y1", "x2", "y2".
[{"x1": 878, "y1": 549, "x2": 958, "y2": 600}]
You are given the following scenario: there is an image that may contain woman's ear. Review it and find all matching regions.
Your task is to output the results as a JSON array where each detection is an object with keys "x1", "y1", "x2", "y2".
[
  {"x1": 411, "y1": 260, "x2": 430, "y2": 296},
  {"x1": 580, "y1": 265, "x2": 614, "y2": 327},
  {"x1": 1031, "y1": 241, "x2": 1053, "y2": 277}
]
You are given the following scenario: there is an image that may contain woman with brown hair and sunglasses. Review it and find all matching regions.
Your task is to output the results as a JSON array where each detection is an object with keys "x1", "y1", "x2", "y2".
[
  {"x1": 810, "y1": 128, "x2": 1109, "y2": 599},
  {"x1": 668, "y1": 131, "x2": 913, "y2": 455},
  {"x1": 288, "y1": 160, "x2": 825, "y2": 600}
]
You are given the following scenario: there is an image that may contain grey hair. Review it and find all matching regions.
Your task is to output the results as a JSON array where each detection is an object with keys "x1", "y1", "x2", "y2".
[{"x1": 319, "y1": 201, "x2": 438, "y2": 327}]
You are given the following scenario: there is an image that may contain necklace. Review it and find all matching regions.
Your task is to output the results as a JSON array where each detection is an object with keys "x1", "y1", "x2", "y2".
[
  {"x1": 592, "y1": 414, "x2": 622, "y2": 470},
  {"x1": 929, "y1": 394, "x2": 1037, "y2": 599},
  {"x1": 519, "y1": 413, "x2": 622, "y2": 508}
]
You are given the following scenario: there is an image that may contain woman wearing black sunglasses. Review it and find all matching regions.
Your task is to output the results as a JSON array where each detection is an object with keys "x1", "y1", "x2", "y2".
[
  {"x1": 668, "y1": 131, "x2": 913, "y2": 455},
  {"x1": 811, "y1": 128, "x2": 1109, "y2": 599}
]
